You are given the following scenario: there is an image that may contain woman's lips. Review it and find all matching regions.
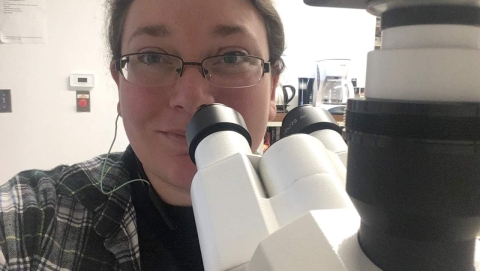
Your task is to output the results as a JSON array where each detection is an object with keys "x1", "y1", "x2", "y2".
[{"x1": 158, "y1": 130, "x2": 188, "y2": 145}]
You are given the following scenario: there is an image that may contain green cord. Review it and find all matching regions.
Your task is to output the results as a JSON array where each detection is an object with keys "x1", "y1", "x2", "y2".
[{"x1": 99, "y1": 114, "x2": 150, "y2": 195}]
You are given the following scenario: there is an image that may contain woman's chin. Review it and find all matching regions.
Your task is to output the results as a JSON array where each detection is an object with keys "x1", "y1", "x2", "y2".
[{"x1": 169, "y1": 156, "x2": 198, "y2": 189}]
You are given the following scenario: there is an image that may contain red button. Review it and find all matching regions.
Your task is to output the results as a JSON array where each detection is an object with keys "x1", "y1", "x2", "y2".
[{"x1": 78, "y1": 99, "x2": 88, "y2": 108}]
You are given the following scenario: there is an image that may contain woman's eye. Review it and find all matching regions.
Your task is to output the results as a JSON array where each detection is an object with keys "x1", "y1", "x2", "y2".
[
  {"x1": 138, "y1": 54, "x2": 163, "y2": 64},
  {"x1": 219, "y1": 51, "x2": 247, "y2": 64},
  {"x1": 222, "y1": 55, "x2": 240, "y2": 64}
]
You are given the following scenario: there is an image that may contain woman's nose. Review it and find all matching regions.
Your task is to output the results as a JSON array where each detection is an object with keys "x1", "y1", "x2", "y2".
[{"x1": 169, "y1": 65, "x2": 215, "y2": 114}]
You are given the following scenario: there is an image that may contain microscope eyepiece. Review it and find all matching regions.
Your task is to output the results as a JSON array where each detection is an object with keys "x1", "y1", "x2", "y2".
[
  {"x1": 280, "y1": 105, "x2": 342, "y2": 138},
  {"x1": 186, "y1": 104, "x2": 252, "y2": 164}
]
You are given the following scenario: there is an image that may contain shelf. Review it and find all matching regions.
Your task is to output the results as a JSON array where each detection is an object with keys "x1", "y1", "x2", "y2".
[
  {"x1": 267, "y1": 121, "x2": 282, "y2": 127},
  {"x1": 273, "y1": 112, "x2": 286, "y2": 122},
  {"x1": 267, "y1": 112, "x2": 344, "y2": 128},
  {"x1": 267, "y1": 112, "x2": 286, "y2": 127}
]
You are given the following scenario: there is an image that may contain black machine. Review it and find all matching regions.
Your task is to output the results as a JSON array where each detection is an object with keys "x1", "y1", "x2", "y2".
[{"x1": 304, "y1": 1, "x2": 480, "y2": 270}]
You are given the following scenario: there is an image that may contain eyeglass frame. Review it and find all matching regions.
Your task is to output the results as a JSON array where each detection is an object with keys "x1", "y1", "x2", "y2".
[{"x1": 113, "y1": 52, "x2": 272, "y2": 88}]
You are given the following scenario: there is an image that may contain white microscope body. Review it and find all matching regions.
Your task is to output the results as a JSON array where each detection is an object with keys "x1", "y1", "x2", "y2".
[
  {"x1": 189, "y1": 106, "x2": 375, "y2": 271},
  {"x1": 188, "y1": 104, "x2": 480, "y2": 271},
  {"x1": 187, "y1": 0, "x2": 480, "y2": 270}
]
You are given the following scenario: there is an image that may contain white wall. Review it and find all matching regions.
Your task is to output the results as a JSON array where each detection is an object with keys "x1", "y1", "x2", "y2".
[
  {"x1": 0, "y1": 0, "x2": 130, "y2": 183},
  {"x1": 0, "y1": 0, "x2": 376, "y2": 183},
  {"x1": 275, "y1": 1, "x2": 376, "y2": 99}
]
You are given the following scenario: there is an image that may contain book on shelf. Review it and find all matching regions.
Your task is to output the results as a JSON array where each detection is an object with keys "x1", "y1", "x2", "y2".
[{"x1": 263, "y1": 126, "x2": 282, "y2": 151}]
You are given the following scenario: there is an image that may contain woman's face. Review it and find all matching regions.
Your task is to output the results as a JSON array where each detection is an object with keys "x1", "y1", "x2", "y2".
[{"x1": 111, "y1": 0, "x2": 278, "y2": 205}]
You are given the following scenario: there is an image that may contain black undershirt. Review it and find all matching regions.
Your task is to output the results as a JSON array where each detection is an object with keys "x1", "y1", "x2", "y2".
[{"x1": 130, "y1": 156, "x2": 204, "y2": 271}]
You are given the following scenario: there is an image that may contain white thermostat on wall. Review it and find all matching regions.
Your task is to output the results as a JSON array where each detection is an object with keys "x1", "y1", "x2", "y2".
[{"x1": 69, "y1": 74, "x2": 95, "y2": 90}]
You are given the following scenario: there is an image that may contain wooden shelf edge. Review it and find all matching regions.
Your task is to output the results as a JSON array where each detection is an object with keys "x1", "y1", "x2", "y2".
[
  {"x1": 271, "y1": 112, "x2": 344, "y2": 123},
  {"x1": 273, "y1": 112, "x2": 286, "y2": 122}
]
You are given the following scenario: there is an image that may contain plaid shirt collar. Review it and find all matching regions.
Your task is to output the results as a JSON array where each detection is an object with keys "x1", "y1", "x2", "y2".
[{"x1": 58, "y1": 146, "x2": 138, "y2": 239}]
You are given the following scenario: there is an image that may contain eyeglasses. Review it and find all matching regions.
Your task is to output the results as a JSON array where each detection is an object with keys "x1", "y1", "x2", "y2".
[{"x1": 114, "y1": 52, "x2": 271, "y2": 88}]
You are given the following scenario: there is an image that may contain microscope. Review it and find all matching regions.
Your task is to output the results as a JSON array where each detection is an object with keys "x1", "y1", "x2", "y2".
[{"x1": 186, "y1": 1, "x2": 480, "y2": 270}]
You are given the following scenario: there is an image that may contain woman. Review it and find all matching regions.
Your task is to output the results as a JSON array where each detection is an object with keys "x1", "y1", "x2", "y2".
[{"x1": 0, "y1": 0, "x2": 285, "y2": 270}]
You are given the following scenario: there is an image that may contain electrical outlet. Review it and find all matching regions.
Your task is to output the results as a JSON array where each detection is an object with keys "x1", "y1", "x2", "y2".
[{"x1": 0, "y1": 89, "x2": 12, "y2": 113}]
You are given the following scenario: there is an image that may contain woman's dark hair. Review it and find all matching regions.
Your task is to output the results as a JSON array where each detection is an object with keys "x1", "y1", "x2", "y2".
[{"x1": 106, "y1": 0, "x2": 285, "y2": 75}]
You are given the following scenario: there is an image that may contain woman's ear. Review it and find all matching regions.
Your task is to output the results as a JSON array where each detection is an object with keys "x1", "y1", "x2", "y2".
[
  {"x1": 112, "y1": 61, "x2": 122, "y2": 117},
  {"x1": 110, "y1": 60, "x2": 120, "y2": 86},
  {"x1": 270, "y1": 74, "x2": 280, "y2": 100},
  {"x1": 268, "y1": 74, "x2": 280, "y2": 121}
]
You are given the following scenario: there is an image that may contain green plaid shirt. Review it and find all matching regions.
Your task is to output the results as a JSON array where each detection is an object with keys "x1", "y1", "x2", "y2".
[{"x1": 0, "y1": 147, "x2": 141, "y2": 270}]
